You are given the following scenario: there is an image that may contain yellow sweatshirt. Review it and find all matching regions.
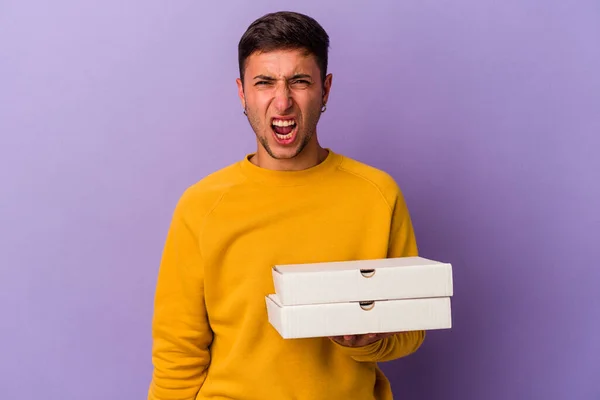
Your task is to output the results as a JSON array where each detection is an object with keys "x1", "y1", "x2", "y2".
[{"x1": 148, "y1": 149, "x2": 425, "y2": 400}]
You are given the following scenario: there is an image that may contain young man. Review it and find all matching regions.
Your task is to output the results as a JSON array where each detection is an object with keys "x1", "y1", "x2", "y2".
[{"x1": 148, "y1": 11, "x2": 424, "y2": 400}]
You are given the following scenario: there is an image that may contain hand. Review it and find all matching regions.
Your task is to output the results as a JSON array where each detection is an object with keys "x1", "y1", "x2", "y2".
[{"x1": 329, "y1": 332, "x2": 398, "y2": 347}]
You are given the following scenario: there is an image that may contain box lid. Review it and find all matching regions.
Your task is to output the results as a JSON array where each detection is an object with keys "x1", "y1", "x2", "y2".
[{"x1": 272, "y1": 256, "x2": 453, "y2": 306}]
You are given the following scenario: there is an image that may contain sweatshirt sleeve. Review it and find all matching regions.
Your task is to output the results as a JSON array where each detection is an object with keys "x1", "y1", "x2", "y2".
[
  {"x1": 333, "y1": 185, "x2": 425, "y2": 363},
  {"x1": 386, "y1": 185, "x2": 419, "y2": 260},
  {"x1": 148, "y1": 197, "x2": 213, "y2": 400}
]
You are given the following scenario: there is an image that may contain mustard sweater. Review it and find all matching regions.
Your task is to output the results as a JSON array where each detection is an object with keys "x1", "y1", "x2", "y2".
[{"x1": 148, "y1": 150, "x2": 425, "y2": 400}]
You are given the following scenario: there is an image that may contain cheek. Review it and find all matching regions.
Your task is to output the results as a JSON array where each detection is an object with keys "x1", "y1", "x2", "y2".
[
  {"x1": 297, "y1": 94, "x2": 322, "y2": 112},
  {"x1": 299, "y1": 98, "x2": 322, "y2": 120},
  {"x1": 248, "y1": 91, "x2": 272, "y2": 110}
]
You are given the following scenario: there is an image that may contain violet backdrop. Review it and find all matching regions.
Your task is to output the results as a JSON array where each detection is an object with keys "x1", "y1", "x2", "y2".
[{"x1": 1, "y1": 1, "x2": 599, "y2": 399}]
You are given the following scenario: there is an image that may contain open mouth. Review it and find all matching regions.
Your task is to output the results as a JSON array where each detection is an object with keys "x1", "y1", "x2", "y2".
[{"x1": 271, "y1": 118, "x2": 297, "y2": 143}]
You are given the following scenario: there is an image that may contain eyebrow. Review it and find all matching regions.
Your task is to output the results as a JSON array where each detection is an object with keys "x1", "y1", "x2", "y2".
[{"x1": 253, "y1": 74, "x2": 313, "y2": 81}]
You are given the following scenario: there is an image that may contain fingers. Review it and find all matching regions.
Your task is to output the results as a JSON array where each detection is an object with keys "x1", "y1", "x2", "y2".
[
  {"x1": 374, "y1": 332, "x2": 396, "y2": 340},
  {"x1": 329, "y1": 332, "x2": 400, "y2": 347},
  {"x1": 331, "y1": 334, "x2": 360, "y2": 346}
]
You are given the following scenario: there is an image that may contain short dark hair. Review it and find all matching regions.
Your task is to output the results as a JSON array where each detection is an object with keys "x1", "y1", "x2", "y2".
[{"x1": 238, "y1": 11, "x2": 330, "y2": 85}]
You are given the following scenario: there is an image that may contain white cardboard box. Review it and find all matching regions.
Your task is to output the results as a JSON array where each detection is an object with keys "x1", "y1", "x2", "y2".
[
  {"x1": 272, "y1": 256, "x2": 453, "y2": 306},
  {"x1": 266, "y1": 294, "x2": 452, "y2": 339}
]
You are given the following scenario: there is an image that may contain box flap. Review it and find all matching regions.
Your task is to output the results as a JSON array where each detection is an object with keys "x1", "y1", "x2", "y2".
[{"x1": 267, "y1": 293, "x2": 283, "y2": 307}]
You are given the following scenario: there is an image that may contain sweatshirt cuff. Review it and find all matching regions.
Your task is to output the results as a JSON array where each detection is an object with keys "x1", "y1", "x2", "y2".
[{"x1": 330, "y1": 338, "x2": 384, "y2": 358}]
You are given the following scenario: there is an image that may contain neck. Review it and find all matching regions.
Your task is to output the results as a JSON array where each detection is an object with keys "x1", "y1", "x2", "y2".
[{"x1": 251, "y1": 140, "x2": 329, "y2": 171}]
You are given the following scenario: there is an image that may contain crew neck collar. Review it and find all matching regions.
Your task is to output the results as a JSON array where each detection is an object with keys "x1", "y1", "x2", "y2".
[{"x1": 239, "y1": 148, "x2": 341, "y2": 186}]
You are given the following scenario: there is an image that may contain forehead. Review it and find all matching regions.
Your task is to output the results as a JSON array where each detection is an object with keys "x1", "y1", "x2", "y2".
[{"x1": 244, "y1": 48, "x2": 319, "y2": 77}]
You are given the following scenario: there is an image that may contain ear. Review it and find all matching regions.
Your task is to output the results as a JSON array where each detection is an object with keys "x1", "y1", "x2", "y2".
[
  {"x1": 236, "y1": 78, "x2": 246, "y2": 110},
  {"x1": 322, "y1": 73, "x2": 333, "y2": 105}
]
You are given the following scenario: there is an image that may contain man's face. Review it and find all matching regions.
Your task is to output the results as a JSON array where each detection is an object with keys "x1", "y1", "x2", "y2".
[{"x1": 236, "y1": 48, "x2": 332, "y2": 161}]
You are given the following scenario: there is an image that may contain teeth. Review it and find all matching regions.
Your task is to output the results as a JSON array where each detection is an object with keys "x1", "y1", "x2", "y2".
[
  {"x1": 272, "y1": 119, "x2": 296, "y2": 127},
  {"x1": 276, "y1": 132, "x2": 293, "y2": 140}
]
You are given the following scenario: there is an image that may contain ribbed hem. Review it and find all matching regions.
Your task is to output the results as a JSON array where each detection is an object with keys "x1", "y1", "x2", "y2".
[{"x1": 238, "y1": 148, "x2": 342, "y2": 186}]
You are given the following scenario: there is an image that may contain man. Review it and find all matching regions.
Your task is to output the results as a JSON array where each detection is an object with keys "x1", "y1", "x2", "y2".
[{"x1": 148, "y1": 11, "x2": 424, "y2": 400}]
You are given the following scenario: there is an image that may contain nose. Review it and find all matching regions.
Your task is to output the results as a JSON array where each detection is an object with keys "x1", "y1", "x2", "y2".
[{"x1": 273, "y1": 81, "x2": 293, "y2": 113}]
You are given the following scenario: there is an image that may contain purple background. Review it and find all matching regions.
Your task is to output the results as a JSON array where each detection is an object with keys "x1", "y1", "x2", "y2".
[{"x1": 1, "y1": 1, "x2": 599, "y2": 399}]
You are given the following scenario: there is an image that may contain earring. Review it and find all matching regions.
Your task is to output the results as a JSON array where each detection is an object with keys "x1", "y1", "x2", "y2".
[
  {"x1": 243, "y1": 109, "x2": 247, "y2": 116},
  {"x1": 321, "y1": 103, "x2": 327, "y2": 113}
]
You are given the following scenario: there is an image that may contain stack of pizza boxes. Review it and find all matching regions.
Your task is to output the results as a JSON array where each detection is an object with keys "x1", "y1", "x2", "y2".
[{"x1": 265, "y1": 256, "x2": 453, "y2": 339}]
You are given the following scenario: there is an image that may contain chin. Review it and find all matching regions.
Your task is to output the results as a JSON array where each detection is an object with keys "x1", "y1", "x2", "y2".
[
  {"x1": 269, "y1": 146, "x2": 304, "y2": 160},
  {"x1": 260, "y1": 134, "x2": 304, "y2": 159}
]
